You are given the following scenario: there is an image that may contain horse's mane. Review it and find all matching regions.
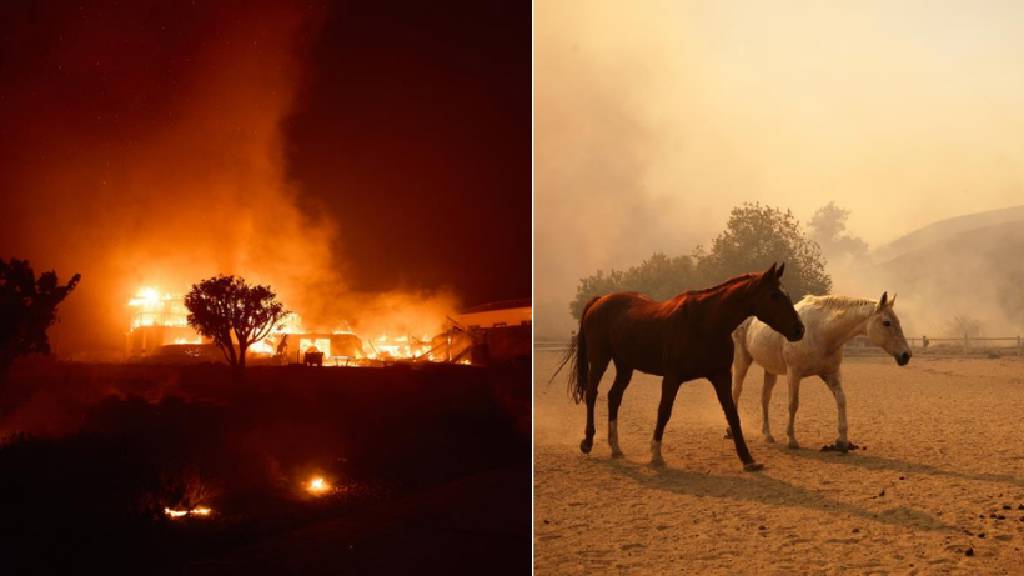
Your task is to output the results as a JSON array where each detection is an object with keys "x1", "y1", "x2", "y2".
[
  {"x1": 682, "y1": 272, "x2": 760, "y2": 297},
  {"x1": 800, "y1": 295, "x2": 876, "y2": 311}
]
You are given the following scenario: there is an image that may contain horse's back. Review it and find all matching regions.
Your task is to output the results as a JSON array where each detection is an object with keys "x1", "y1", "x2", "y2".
[
  {"x1": 583, "y1": 292, "x2": 673, "y2": 373},
  {"x1": 585, "y1": 292, "x2": 667, "y2": 322}
]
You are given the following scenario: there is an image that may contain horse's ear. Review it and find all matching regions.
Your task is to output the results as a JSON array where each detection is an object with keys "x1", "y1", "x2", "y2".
[
  {"x1": 765, "y1": 262, "x2": 777, "y2": 279},
  {"x1": 890, "y1": 293, "x2": 897, "y2": 308},
  {"x1": 777, "y1": 262, "x2": 785, "y2": 278},
  {"x1": 878, "y1": 291, "x2": 888, "y2": 309}
]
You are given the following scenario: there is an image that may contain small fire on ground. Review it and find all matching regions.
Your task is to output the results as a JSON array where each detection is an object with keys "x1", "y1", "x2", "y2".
[
  {"x1": 164, "y1": 505, "x2": 212, "y2": 519},
  {"x1": 306, "y1": 475, "x2": 332, "y2": 496}
]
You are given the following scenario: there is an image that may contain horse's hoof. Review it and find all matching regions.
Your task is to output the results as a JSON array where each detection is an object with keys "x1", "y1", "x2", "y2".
[
  {"x1": 765, "y1": 435, "x2": 776, "y2": 444},
  {"x1": 821, "y1": 440, "x2": 856, "y2": 453},
  {"x1": 650, "y1": 457, "x2": 665, "y2": 468},
  {"x1": 580, "y1": 439, "x2": 593, "y2": 454},
  {"x1": 743, "y1": 462, "x2": 765, "y2": 472},
  {"x1": 610, "y1": 448, "x2": 625, "y2": 459},
  {"x1": 787, "y1": 440, "x2": 800, "y2": 450}
]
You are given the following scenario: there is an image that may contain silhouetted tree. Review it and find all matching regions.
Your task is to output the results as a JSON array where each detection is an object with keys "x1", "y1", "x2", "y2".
[
  {"x1": 184, "y1": 275, "x2": 287, "y2": 369},
  {"x1": 0, "y1": 259, "x2": 80, "y2": 373},
  {"x1": 570, "y1": 203, "x2": 831, "y2": 319},
  {"x1": 808, "y1": 201, "x2": 869, "y2": 261}
]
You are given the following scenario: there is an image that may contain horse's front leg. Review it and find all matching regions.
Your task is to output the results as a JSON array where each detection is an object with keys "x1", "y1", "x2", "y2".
[
  {"x1": 650, "y1": 376, "x2": 681, "y2": 466},
  {"x1": 712, "y1": 371, "x2": 762, "y2": 471},
  {"x1": 822, "y1": 372, "x2": 849, "y2": 452},
  {"x1": 761, "y1": 371, "x2": 778, "y2": 444},
  {"x1": 785, "y1": 370, "x2": 802, "y2": 449},
  {"x1": 724, "y1": 350, "x2": 752, "y2": 440}
]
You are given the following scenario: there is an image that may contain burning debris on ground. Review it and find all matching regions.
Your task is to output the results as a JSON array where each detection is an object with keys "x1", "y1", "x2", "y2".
[
  {"x1": 164, "y1": 505, "x2": 212, "y2": 519},
  {"x1": 0, "y1": 357, "x2": 531, "y2": 573}
]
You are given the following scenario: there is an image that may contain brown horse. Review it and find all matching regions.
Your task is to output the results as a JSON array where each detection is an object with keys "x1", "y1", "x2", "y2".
[{"x1": 565, "y1": 263, "x2": 804, "y2": 471}]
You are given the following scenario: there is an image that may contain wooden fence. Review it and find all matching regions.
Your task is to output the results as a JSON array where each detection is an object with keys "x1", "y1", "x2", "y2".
[
  {"x1": 847, "y1": 334, "x2": 1023, "y2": 357},
  {"x1": 537, "y1": 334, "x2": 1024, "y2": 357}
]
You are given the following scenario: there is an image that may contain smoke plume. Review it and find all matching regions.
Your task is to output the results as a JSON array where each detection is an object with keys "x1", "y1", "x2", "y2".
[{"x1": 0, "y1": 2, "x2": 460, "y2": 355}]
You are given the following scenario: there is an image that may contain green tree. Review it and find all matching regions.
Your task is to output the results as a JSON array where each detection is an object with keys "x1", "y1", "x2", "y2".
[
  {"x1": 570, "y1": 203, "x2": 832, "y2": 319},
  {"x1": 704, "y1": 202, "x2": 831, "y2": 300},
  {"x1": 184, "y1": 275, "x2": 287, "y2": 369},
  {"x1": 0, "y1": 259, "x2": 80, "y2": 373},
  {"x1": 569, "y1": 252, "x2": 709, "y2": 318}
]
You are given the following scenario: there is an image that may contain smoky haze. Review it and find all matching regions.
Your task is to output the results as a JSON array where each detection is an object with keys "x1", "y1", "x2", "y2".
[
  {"x1": 0, "y1": 2, "x2": 468, "y2": 356},
  {"x1": 0, "y1": 3, "x2": 340, "y2": 355},
  {"x1": 535, "y1": 1, "x2": 1024, "y2": 339}
]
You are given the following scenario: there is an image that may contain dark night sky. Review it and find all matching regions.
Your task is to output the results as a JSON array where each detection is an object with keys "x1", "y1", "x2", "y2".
[
  {"x1": 286, "y1": 3, "x2": 531, "y2": 305},
  {"x1": 0, "y1": 1, "x2": 531, "y2": 314}
]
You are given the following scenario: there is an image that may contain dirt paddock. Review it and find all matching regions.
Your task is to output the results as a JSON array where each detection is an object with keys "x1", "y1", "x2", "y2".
[{"x1": 535, "y1": 351, "x2": 1024, "y2": 575}]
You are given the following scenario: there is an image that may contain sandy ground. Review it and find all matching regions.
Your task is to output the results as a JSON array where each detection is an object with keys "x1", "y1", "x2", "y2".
[{"x1": 535, "y1": 350, "x2": 1024, "y2": 575}]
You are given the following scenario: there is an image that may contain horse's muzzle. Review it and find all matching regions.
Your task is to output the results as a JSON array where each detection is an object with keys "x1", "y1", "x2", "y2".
[
  {"x1": 786, "y1": 322, "x2": 805, "y2": 342},
  {"x1": 896, "y1": 351, "x2": 911, "y2": 366}
]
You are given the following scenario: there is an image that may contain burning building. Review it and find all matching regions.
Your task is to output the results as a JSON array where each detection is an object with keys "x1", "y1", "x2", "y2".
[
  {"x1": 124, "y1": 286, "x2": 482, "y2": 366},
  {"x1": 126, "y1": 287, "x2": 203, "y2": 357},
  {"x1": 449, "y1": 299, "x2": 532, "y2": 365}
]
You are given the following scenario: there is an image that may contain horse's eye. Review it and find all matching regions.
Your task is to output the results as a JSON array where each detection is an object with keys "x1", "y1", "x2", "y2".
[
  {"x1": 771, "y1": 292, "x2": 781, "y2": 300},
  {"x1": 883, "y1": 320, "x2": 891, "y2": 327}
]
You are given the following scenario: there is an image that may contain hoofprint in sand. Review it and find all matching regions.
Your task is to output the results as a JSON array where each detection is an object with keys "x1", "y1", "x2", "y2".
[{"x1": 535, "y1": 350, "x2": 1024, "y2": 575}]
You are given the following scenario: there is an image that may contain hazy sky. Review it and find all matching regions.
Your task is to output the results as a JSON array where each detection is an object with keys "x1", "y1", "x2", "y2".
[{"x1": 536, "y1": 0, "x2": 1024, "y2": 335}]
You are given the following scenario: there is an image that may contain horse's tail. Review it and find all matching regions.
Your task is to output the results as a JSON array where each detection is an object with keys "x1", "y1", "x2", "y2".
[{"x1": 554, "y1": 295, "x2": 600, "y2": 404}]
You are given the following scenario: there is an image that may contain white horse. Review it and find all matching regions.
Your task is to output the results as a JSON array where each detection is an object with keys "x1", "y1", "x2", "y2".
[{"x1": 726, "y1": 292, "x2": 911, "y2": 451}]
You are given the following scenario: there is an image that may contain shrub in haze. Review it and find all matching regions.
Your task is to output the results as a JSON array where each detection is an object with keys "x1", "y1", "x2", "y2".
[
  {"x1": 808, "y1": 201, "x2": 869, "y2": 261},
  {"x1": 571, "y1": 202, "x2": 831, "y2": 319}
]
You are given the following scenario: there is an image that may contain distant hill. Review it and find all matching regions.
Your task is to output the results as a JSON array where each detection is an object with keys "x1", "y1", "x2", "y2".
[
  {"x1": 877, "y1": 220, "x2": 1024, "y2": 276},
  {"x1": 872, "y1": 205, "x2": 1024, "y2": 263},
  {"x1": 859, "y1": 206, "x2": 1024, "y2": 335}
]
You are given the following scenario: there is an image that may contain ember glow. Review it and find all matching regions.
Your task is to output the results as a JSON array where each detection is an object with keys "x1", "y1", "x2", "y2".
[
  {"x1": 164, "y1": 506, "x2": 212, "y2": 519},
  {"x1": 306, "y1": 476, "x2": 331, "y2": 495}
]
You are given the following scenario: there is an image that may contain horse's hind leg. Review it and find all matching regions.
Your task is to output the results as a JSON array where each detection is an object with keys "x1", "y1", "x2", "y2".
[
  {"x1": 761, "y1": 371, "x2": 778, "y2": 443},
  {"x1": 724, "y1": 348, "x2": 753, "y2": 439},
  {"x1": 650, "y1": 376, "x2": 681, "y2": 466},
  {"x1": 607, "y1": 362, "x2": 633, "y2": 458},
  {"x1": 711, "y1": 370, "x2": 762, "y2": 471},
  {"x1": 580, "y1": 356, "x2": 609, "y2": 454}
]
